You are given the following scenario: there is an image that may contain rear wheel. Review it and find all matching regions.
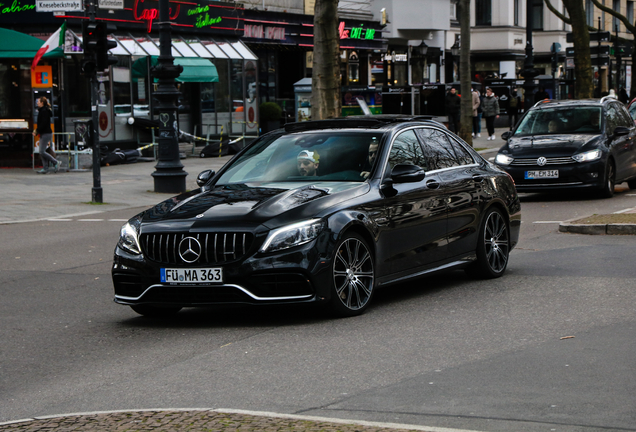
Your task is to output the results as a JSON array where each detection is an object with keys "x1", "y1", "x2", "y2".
[
  {"x1": 329, "y1": 233, "x2": 375, "y2": 317},
  {"x1": 467, "y1": 208, "x2": 510, "y2": 279},
  {"x1": 599, "y1": 162, "x2": 616, "y2": 198},
  {"x1": 130, "y1": 304, "x2": 182, "y2": 318}
]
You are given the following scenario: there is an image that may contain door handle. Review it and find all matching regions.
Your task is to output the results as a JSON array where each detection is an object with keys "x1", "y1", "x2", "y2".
[{"x1": 426, "y1": 180, "x2": 439, "y2": 189}]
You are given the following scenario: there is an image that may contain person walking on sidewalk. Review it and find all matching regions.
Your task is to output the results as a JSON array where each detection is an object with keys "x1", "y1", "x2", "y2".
[
  {"x1": 33, "y1": 97, "x2": 60, "y2": 174},
  {"x1": 482, "y1": 87, "x2": 500, "y2": 141},
  {"x1": 471, "y1": 88, "x2": 481, "y2": 137},
  {"x1": 508, "y1": 88, "x2": 521, "y2": 130},
  {"x1": 445, "y1": 87, "x2": 461, "y2": 134}
]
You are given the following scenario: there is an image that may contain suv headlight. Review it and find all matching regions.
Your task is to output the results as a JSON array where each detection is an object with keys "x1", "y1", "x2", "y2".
[
  {"x1": 495, "y1": 153, "x2": 514, "y2": 165},
  {"x1": 117, "y1": 217, "x2": 142, "y2": 255},
  {"x1": 260, "y1": 219, "x2": 325, "y2": 253},
  {"x1": 572, "y1": 149, "x2": 602, "y2": 163}
]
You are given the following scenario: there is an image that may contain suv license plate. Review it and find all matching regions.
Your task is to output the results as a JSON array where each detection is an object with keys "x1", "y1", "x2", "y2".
[
  {"x1": 525, "y1": 170, "x2": 559, "y2": 179},
  {"x1": 161, "y1": 268, "x2": 223, "y2": 284}
]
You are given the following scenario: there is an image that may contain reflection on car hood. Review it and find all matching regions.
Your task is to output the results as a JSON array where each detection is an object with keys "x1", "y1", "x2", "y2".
[
  {"x1": 507, "y1": 134, "x2": 598, "y2": 156},
  {"x1": 141, "y1": 182, "x2": 367, "y2": 225}
]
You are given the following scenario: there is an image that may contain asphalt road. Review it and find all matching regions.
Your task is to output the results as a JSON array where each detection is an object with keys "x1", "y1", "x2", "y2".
[{"x1": 1, "y1": 188, "x2": 635, "y2": 432}]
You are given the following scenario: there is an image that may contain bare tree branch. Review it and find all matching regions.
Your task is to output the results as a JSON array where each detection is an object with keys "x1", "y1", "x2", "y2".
[
  {"x1": 544, "y1": 0, "x2": 572, "y2": 24},
  {"x1": 590, "y1": 0, "x2": 635, "y2": 33}
]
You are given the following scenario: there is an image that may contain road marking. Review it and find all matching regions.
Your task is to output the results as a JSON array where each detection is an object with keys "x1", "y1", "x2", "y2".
[
  {"x1": 108, "y1": 219, "x2": 129, "y2": 222},
  {"x1": 614, "y1": 207, "x2": 636, "y2": 214},
  {"x1": 47, "y1": 219, "x2": 73, "y2": 222},
  {"x1": 77, "y1": 219, "x2": 105, "y2": 222},
  {"x1": 533, "y1": 221, "x2": 562, "y2": 224}
]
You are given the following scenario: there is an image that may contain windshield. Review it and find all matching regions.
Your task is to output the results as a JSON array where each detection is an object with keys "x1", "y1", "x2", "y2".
[
  {"x1": 216, "y1": 131, "x2": 384, "y2": 186},
  {"x1": 514, "y1": 106, "x2": 603, "y2": 136}
]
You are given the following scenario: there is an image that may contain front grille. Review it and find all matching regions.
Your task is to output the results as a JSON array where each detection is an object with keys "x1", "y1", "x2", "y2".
[
  {"x1": 250, "y1": 273, "x2": 314, "y2": 297},
  {"x1": 140, "y1": 232, "x2": 254, "y2": 265},
  {"x1": 113, "y1": 273, "x2": 144, "y2": 297},
  {"x1": 511, "y1": 157, "x2": 574, "y2": 166}
]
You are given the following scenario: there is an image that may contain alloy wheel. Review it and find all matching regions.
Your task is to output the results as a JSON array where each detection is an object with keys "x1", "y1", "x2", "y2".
[
  {"x1": 333, "y1": 236, "x2": 374, "y2": 312},
  {"x1": 483, "y1": 211, "x2": 509, "y2": 274}
]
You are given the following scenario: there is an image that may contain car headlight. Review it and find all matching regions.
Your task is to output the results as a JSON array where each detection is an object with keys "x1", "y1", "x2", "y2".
[
  {"x1": 260, "y1": 219, "x2": 325, "y2": 253},
  {"x1": 495, "y1": 153, "x2": 514, "y2": 165},
  {"x1": 117, "y1": 218, "x2": 142, "y2": 255},
  {"x1": 572, "y1": 149, "x2": 602, "y2": 163}
]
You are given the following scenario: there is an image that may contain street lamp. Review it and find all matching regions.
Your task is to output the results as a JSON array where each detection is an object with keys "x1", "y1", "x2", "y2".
[
  {"x1": 451, "y1": 40, "x2": 460, "y2": 82},
  {"x1": 417, "y1": 40, "x2": 429, "y2": 56}
]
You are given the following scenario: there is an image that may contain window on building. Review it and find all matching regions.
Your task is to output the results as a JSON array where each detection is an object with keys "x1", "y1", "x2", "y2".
[
  {"x1": 586, "y1": 0, "x2": 594, "y2": 26},
  {"x1": 614, "y1": 0, "x2": 621, "y2": 30},
  {"x1": 476, "y1": 0, "x2": 491, "y2": 26},
  {"x1": 628, "y1": 1, "x2": 635, "y2": 26},
  {"x1": 450, "y1": 2, "x2": 457, "y2": 20},
  {"x1": 532, "y1": 0, "x2": 544, "y2": 30},
  {"x1": 514, "y1": 0, "x2": 520, "y2": 26}
]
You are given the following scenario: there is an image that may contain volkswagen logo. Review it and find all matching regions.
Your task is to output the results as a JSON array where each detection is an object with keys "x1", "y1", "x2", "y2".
[
  {"x1": 537, "y1": 157, "x2": 547, "y2": 167},
  {"x1": 178, "y1": 237, "x2": 202, "y2": 263}
]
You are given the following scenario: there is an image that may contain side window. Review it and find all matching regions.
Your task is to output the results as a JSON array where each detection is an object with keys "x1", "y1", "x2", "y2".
[
  {"x1": 387, "y1": 130, "x2": 427, "y2": 170},
  {"x1": 616, "y1": 105, "x2": 634, "y2": 127},
  {"x1": 416, "y1": 128, "x2": 460, "y2": 170},
  {"x1": 447, "y1": 136, "x2": 475, "y2": 165},
  {"x1": 606, "y1": 105, "x2": 619, "y2": 136}
]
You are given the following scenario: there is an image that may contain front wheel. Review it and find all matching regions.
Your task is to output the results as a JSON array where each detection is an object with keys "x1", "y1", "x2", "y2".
[
  {"x1": 467, "y1": 208, "x2": 510, "y2": 279},
  {"x1": 329, "y1": 233, "x2": 375, "y2": 317},
  {"x1": 599, "y1": 162, "x2": 615, "y2": 198},
  {"x1": 130, "y1": 304, "x2": 182, "y2": 318}
]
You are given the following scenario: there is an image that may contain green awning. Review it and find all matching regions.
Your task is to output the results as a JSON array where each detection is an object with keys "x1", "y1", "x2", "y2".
[
  {"x1": 0, "y1": 28, "x2": 65, "y2": 59},
  {"x1": 131, "y1": 56, "x2": 219, "y2": 83}
]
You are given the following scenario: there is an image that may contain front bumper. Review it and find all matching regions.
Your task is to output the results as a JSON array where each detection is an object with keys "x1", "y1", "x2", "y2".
[
  {"x1": 112, "y1": 239, "x2": 332, "y2": 308},
  {"x1": 496, "y1": 159, "x2": 605, "y2": 192}
]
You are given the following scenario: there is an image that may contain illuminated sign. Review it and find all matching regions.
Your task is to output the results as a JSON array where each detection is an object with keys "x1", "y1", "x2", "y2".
[
  {"x1": 31, "y1": 65, "x2": 52, "y2": 88},
  {"x1": 244, "y1": 24, "x2": 284, "y2": 40},
  {"x1": 339, "y1": 21, "x2": 375, "y2": 40},
  {"x1": 133, "y1": 0, "x2": 179, "y2": 32},
  {"x1": 0, "y1": 0, "x2": 35, "y2": 14}
]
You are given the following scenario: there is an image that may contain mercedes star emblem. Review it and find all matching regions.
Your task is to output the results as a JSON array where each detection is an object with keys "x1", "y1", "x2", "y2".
[
  {"x1": 537, "y1": 157, "x2": 547, "y2": 167},
  {"x1": 178, "y1": 237, "x2": 202, "y2": 263}
]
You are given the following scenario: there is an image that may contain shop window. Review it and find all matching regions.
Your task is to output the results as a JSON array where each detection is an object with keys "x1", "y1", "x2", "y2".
[
  {"x1": 0, "y1": 62, "x2": 22, "y2": 118},
  {"x1": 230, "y1": 59, "x2": 244, "y2": 112},
  {"x1": 66, "y1": 58, "x2": 91, "y2": 117},
  {"x1": 348, "y1": 51, "x2": 360, "y2": 83},
  {"x1": 112, "y1": 66, "x2": 132, "y2": 116},
  {"x1": 201, "y1": 82, "x2": 215, "y2": 113}
]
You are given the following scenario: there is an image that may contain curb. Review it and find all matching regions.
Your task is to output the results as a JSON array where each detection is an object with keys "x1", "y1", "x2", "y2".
[
  {"x1": 0, "y1": 408, "x2": 485, "y2": 432},
  {"x1": 559, "y1": 219, "x2": 636, "y2": 235}
]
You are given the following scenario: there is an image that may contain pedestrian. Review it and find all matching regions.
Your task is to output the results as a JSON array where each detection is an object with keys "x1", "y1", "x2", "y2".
[
  {"x1": 445, "y1": 87, "x2": 461, "y2": 134},
  {"x1": 534, "y1": 86, "x2": 549, "y2": 103},
  {"x1": 619, "y1": 87, "x2": 629, "y2": 104},
  {"x1": 508, "y1": 88, "x2": 521, "y2": 130},
  {"x1": 33, "y1": 96, "x2": 60, "y2": 174},
  {"x1": 482, "y1": 87, "x2": 500, "y2": 141},
  {"x1": 472, "y1": 88, "x2": 481, "y2": 137}
]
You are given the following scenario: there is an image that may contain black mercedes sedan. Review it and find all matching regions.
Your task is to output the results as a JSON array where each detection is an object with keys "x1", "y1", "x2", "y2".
[
  {"x1": 112, "y1": 117, "x2": 521, "y2": 318},
  {"x1": 494, "y1": 97, "x2": 636, "y2": 197}
]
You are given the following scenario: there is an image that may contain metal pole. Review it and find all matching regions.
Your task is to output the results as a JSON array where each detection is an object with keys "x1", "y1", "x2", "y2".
[
  {"x1": 151, "y1": 0, "x2": 187, "y2": 193},
  {"x1": 597, "y1": 17, "x2": 602, "y2": 97},
  {"x1": 522, "y1": 0, "x2": 538, "y2": 112},
  {"x1": 87, "y1": 0, "x2": 102, "y2": 203}
]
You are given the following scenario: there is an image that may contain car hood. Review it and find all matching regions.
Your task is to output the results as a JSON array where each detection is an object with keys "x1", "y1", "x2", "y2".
[
  {"x1": 505, "y1": 134, "x2": 599, "y2": 157},
  {"x1": 140, "y1": 182, "x2": 369, "y2": 227}
]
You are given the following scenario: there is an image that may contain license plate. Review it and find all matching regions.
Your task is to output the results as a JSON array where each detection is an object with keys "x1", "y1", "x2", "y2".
[
  {"x1": 161, "y1": 268, "x2": 223, "y2": 284},
  {"x1": 525, "y1": 170, "x2": 559, "y2": 179}
]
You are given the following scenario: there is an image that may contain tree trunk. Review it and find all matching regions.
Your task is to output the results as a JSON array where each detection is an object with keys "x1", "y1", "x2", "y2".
[
  {"x1": 458, "y1": 0, "x2": 473, "y2": 144},
  {"x1": 312, "y1": 0, "x2": 341, "y2": 120},
  {"x1": 548, "y1": 0, "x2": 594, "y2": 99}
]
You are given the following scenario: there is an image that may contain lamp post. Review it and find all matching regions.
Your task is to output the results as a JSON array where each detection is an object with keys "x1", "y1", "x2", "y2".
[
  {"x1": 151, "y1": 0, "x2": 187, "y2": 193},
  {"x1": 521, "y1": 0, "x2": 539, "y2": 112}
]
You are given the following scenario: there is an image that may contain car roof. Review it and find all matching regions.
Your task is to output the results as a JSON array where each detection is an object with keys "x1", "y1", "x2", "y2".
[
  {"x1": 531, "y1": 97, "x2": 620, "y2": 110},
  {"x1": 283, "y1": 116, "x2": 446, "y2": 133}
]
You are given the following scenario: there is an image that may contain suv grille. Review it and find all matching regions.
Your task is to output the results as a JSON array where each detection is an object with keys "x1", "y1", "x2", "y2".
[
  {"x1": 140, "y1": 232, "x2": 254, "y2": 265},
  {"x1": 511, "y1": 156, "x2": 574, "y2": 166}
]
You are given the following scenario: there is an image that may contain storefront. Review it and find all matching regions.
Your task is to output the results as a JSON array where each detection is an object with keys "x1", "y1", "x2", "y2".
[
  {"x1": 241, "y1": 10, "x2": 386, "y2": 120},
  {"x1": 0, "y1": 0, "x2": 257, "y2": 167}
]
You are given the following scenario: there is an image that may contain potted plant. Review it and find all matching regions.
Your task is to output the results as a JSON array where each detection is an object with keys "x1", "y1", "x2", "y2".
[{"x1": 259, "y1": 102, "x2": 282, "y2": 133}]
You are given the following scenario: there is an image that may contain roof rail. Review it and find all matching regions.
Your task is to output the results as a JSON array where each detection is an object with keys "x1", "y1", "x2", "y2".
[{"x1": 533, "y1": 99, "x2": 552, "y2": 108}]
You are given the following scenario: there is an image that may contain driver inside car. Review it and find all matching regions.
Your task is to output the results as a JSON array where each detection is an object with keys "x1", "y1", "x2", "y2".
[{"x1": 297, "y1": 150, "x2": 320, "y2": 176}]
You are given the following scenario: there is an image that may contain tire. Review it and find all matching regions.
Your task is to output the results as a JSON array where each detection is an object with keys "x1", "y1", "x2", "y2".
[
  {"x1": 130, "y1": 304, "x2": 182, "y2": 318},
  {"x1": 599, "y1": 161, "x2": 615, "y2": 198},
  {"x1": 467, "y1": 208, "x2": 510, "y2": 279},
  {"x1": 329, "y1": 233, "x2": 375, "y2": 317}
]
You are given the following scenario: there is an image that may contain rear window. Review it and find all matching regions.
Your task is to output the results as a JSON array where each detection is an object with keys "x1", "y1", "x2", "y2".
[{"x1": 514, "y1": 106, "x2": 602, "y2": 136}]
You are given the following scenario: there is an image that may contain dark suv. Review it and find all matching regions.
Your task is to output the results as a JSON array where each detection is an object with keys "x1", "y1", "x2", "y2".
[{"x1": 494, "y1": 97, "x2": 636, "y2": 197}]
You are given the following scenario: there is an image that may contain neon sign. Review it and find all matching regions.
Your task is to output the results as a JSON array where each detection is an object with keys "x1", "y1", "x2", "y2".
[
  {"x1": 0, "y1": 0, "x2": 35, "y2": 13},
  {"x1": 339, "y1": 21, "x2": 375, "y2": 40},
  {"x1": 133, "y1": 0, "x2": 180, "y2": 32}
]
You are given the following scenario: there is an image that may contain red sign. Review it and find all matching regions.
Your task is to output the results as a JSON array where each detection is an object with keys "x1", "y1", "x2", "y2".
[{"x1": 133, "y1": 0, "x2": 180, "y2": 32}]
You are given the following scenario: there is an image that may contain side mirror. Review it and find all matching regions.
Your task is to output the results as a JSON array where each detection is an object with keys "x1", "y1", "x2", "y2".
[
  {"x1": 613, "y1": 126, "x2": 631, "y2": 137},
  {"x1": 501, "y1": 131, "x2": 512, "y2": 140},
  {"x1": 196, "y1": 169, "x2": 215, "y2": 187},
  {"x1": 391, "y1": 164, "x2": 426, "y2": 183}
]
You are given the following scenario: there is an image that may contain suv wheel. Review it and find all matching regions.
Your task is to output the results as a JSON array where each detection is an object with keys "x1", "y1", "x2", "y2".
[{"x1": 599, "y1": 162, "x2": 615, "y2": 198}]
